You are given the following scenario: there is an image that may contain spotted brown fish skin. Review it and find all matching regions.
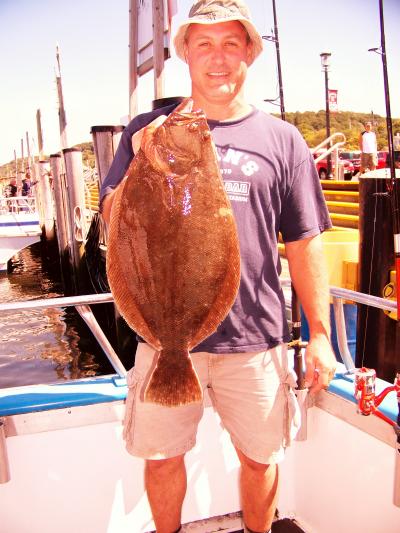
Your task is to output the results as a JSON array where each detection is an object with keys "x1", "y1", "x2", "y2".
[{"x1": 107, "y1": 98, "x2": 240, "y2": 406}]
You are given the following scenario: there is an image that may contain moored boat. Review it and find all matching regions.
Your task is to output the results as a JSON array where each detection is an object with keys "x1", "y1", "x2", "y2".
[{"x1": 0, "y1": 196, "x2": 41, "y2": 271}]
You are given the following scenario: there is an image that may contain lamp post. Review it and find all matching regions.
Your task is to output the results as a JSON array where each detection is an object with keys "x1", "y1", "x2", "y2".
[
  {"x1": 320, "y1": 52, "x2": 332, "y2": 178},
  {"x1": 262, "y1": 0, "x2": 285, "y2": 121}
]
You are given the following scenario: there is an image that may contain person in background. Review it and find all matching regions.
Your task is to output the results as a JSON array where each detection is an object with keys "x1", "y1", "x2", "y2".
[
  {"x1": 100, "y1": 1, "x2": 337, "y2": 532},
  {"x1": 7, "y1": 178, "x2": 18, "y2": 197},
  {"x1": 359, "y1": 121, "x2": 378, "y2": 173},
  {"x1": 21, "y1": 176, "x2": 31, "y2": 196}
]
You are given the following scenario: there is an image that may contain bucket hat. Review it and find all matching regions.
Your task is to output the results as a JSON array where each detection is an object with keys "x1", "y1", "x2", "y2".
[{"x1": 173, "y1": 0, "x2": 263, "y2": 65}]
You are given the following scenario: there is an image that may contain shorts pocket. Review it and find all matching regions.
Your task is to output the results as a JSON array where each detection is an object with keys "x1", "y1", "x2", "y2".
[{"x1": 122, "y1": 367, "x2": 143, "y2": 446}]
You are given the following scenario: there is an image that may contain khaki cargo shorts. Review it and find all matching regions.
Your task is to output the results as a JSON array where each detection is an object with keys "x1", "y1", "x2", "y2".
[{"x1": 123, "y1": 342, "x2": 301, "y2": 464}]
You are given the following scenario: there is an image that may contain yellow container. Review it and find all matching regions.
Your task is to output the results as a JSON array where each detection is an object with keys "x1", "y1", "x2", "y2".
[{"x1": 322, "y1": 229, "x2": 359, "y2": 289}]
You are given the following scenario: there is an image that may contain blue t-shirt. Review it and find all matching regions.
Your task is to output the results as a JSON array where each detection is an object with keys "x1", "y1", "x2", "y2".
[{"x1": 100, "y1": 104, "x2": 332, "y2": 353}]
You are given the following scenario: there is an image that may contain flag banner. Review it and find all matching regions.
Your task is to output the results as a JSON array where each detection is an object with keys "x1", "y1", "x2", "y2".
[{"x1": 328, "y1": 89, "x2": 338, "y2": 112}]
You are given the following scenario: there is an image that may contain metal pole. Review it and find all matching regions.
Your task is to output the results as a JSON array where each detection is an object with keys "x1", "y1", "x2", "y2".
[
  {"x1": 377, "y1": 0, "x2": 399, "y2": 319},
  {"x1": 271, "y1": 0, "x2": 285, "y2": 120},
  {"x1": 324, "y1": 68, "x2": 332, "y2": 178},
  {"x1": 152, "y1": 0, "x2": 165, "y2": 100},
  {"x1": 26, "y1": 132, "x2": 31, "y2": 176},
  {"x1": 129, "y1": 0, "x2": 138, "y2": 119}
]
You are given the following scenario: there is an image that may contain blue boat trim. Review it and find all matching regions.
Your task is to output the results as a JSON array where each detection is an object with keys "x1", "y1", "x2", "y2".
[
  {"x1": 0, "y1": 221, "x2": 40, "y2": 227},
  {"x1": 0, "y1": 366, "x2": 397, "y2": 423},
  {"x1": 0, "y1": 375, "x2": 127, "y2": 416}
]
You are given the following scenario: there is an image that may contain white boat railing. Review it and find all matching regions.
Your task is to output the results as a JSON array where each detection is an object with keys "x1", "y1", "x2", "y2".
[
  {"x1": 0, "y1": 196, "x2": 37, "y2": 215},
  {"x1": 280, "y1": 279, "x2": 396, "y2": 373},
  {"x1": 0, "y1": 284, "x2": 396, "y2": 381}
]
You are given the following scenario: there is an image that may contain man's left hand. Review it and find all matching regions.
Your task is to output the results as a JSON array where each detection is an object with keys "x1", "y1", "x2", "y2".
[{"x1": 303, "y1": 334, "x2": 337, "y2": 394}]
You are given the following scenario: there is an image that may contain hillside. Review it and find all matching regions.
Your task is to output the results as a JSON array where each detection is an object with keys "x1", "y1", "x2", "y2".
[
  {"x1": 1, "y1": 110, "x2": 399, "y2": 179},
  {"x1": 0, "y1": 142, "x2": 96, "y2": 180}
]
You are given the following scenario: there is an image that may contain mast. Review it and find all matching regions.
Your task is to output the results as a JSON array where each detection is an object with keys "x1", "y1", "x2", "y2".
[
  {"x1": 271, "y1": 0, "x2": 285, "y2": 121},
  {"x1": 36, "y1": 109, "x2": 44, "y2": 160},
  {"x1": 377, "y1": 0, "x2": 399, "y2": 317},
  {"x1": 55, "y1": 44, "x2": 69, "y2": 150}
]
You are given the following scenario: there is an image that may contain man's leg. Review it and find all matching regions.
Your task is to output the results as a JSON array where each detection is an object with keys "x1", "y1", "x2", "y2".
[
  {"x1": 236, "y1": 447, "x2": 279, "y2": 533},
  {"x1": 145, "y1": 454, "x2": 187, "y2": 533}
]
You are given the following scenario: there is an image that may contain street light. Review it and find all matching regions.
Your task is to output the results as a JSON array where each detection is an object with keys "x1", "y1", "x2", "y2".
[{"x1": 320, "y1": 52, "x2": 332, "y2": 178}]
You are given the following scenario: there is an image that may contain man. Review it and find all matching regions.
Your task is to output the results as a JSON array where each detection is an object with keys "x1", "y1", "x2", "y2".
[
  {"x1": 100, "y1": 2, "x2": 337, "y2": 532},
  {"x1": 359, "y1": 121, "x2": 378, "y2": 173},
  {"x1": 21, "y1": 177, "x2": 31, "y2": 196}
]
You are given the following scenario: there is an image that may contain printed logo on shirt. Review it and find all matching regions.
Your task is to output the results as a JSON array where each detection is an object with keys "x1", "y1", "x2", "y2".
[
  {"x1": 216, "y1": 145, "x2": 258, "y2": 203},
  {"x1": 224, "y1": 181, "x2": 251, "y2": 203}
]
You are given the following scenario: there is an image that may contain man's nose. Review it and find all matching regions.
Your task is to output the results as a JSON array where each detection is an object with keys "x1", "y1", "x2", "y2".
[{"x1": 211, "y1": 46, "x2": 226, "y2": 63}]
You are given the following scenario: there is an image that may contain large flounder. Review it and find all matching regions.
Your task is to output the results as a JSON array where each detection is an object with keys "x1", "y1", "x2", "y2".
[{"x1": 107, "y1": 98, "x2": 240, "y2": 406}]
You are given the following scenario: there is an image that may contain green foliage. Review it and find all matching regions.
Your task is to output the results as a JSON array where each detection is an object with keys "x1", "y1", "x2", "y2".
[
  {"x1": 281, "y1": 110, "x2": 400, "y2": 151},
  {"x1": 1, "y1": 111, "x2": 400, "y2": 180}
]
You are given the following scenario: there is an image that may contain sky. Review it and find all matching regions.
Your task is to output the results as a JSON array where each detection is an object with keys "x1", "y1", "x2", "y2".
[{"x1": 0, "y1": 0, "x2": 399, "y2": 166}]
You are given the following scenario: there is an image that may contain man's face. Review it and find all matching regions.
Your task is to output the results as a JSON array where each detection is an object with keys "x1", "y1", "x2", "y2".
[
  {"x1": 366, "y1": 123, "x2": 372, "y2": 131},
  {"x1": 184, "y1": 21, "x2": 252, "y2": 106}
]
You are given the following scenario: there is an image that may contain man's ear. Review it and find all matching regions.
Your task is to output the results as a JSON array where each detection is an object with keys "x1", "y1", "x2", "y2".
[
  {"x1": 183, "y1": 41, "x2": 189, "y2": 62},
  {"x1": 246, "y1": 41, "x2": 254, "y2": 65}
]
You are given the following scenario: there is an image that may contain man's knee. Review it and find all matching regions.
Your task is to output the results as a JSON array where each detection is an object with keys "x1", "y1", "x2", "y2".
[
  {"x1": 145, "y1": 454, "x2": 185, "y2": 475},
  {"x1": 236, "y1": 447, "x2": 273, "y2": 474}
]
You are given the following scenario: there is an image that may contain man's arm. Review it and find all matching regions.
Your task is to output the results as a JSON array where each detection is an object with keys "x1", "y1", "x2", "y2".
[
  {"x1": 285, "y1": 233, "x2": 337, "y2": 393},
  {"x1": 359, "y1": 132, "x2": 363, "y2": 151}
]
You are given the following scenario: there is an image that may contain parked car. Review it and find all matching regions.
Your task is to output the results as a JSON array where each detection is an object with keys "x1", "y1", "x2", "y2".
[
  {"x1": 339, "y1": 151, "x2": 361, "y2": 175},
  {"x1": 384, "y1": 150, "x2": 400, "y2": 168},
  {"x1": 377, "y1": 150, "x2": 389, "y2": 169},
  {"x1": 313, "y1": 151, "x2": 354, "y2": 180}
]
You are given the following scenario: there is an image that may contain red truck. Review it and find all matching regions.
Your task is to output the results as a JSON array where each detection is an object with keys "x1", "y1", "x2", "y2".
[{"x1": 313, "y1": 151, "x2": 355, "y2": 180}]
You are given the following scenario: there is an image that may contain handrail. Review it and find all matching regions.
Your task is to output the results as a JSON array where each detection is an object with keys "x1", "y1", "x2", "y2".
[
  {"x1": 0, "y1": 285, "x2": 396, "y2": 378},
  {"x1": 310, "y1": 132, "x2": 346, "y2": 156},
  {"x1": 0, "y1": 292, "x2": 125, "y2": 378},
  {"x1": 280, "y1": 279, "x2": 397, "y2": 373},
  {"x1": 0, "y1": 196, "x2": 37, "y2": 215}
]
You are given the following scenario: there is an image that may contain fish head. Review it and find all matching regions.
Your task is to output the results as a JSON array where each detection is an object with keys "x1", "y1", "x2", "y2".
[{"x1": 149, "y1": 98, "x2": 212, "y2": 175}]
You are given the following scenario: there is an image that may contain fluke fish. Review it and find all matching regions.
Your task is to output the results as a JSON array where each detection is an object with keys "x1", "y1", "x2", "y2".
[{"x1": 107, "y1": 98, "x2": 240, "y2": 406}]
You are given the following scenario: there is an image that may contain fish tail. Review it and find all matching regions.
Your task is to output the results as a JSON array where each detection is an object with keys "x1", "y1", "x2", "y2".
[{"x1": 144, "y1": 349, "x2": 203, "y2": 406}]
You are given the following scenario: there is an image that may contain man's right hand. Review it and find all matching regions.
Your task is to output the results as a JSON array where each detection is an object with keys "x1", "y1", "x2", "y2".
[{"x1": 101, "y1": 115, "x2": 166, "y2": 225}]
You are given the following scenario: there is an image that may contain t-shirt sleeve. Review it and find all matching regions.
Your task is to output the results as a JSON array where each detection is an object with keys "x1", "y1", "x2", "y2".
[{"x1": 279, "y1": 134, "x2": 332, "y2": 242}]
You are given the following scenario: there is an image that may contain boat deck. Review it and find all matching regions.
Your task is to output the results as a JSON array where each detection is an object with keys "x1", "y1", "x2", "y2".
[{"x1": 147, "y1": 512, "x2": 305, "y2": 532}]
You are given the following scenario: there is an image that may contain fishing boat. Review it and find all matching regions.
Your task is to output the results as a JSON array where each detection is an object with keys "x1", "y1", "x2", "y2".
[
  {"x1": 1, "y1": 0, "x2": 399, "y2": 530},
  {"x1": 0, "y1": 196, "x2": 41, "y2": 271},
  {"x1": 0, "y1": 283, "x2": 399, "y2": 533}
]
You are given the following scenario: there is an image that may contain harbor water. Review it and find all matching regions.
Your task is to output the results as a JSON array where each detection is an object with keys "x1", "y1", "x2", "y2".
[{"x1": 0, "y1": 242, "x2": 114, "y2": 388}]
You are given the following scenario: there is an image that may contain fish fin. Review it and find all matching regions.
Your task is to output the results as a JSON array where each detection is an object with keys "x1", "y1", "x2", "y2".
[{"x1": 144, "y1": 349, "x2": 202, "y2": 407}]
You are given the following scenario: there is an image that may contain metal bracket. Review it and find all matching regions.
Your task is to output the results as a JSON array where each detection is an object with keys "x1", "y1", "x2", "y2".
[{"x1": 0, "y1": 418, "x2": 10, "y2": 483}]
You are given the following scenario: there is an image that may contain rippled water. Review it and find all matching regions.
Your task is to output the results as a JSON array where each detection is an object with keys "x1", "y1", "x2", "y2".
[{"x1": 0, "y1": 243, "x2": 113, "y2": 388}]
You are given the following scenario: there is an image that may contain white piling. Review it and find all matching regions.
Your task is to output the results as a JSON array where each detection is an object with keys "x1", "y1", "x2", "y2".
[
  {"x1": 38, "y1": 160, "x2": 55, "y2": 241},
  {"x1": 50, "y1": 153, "x2": 69, "y2": 259},
  {"x1": 62, "y1": 148, "x2": 86, "y2": 285}
]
